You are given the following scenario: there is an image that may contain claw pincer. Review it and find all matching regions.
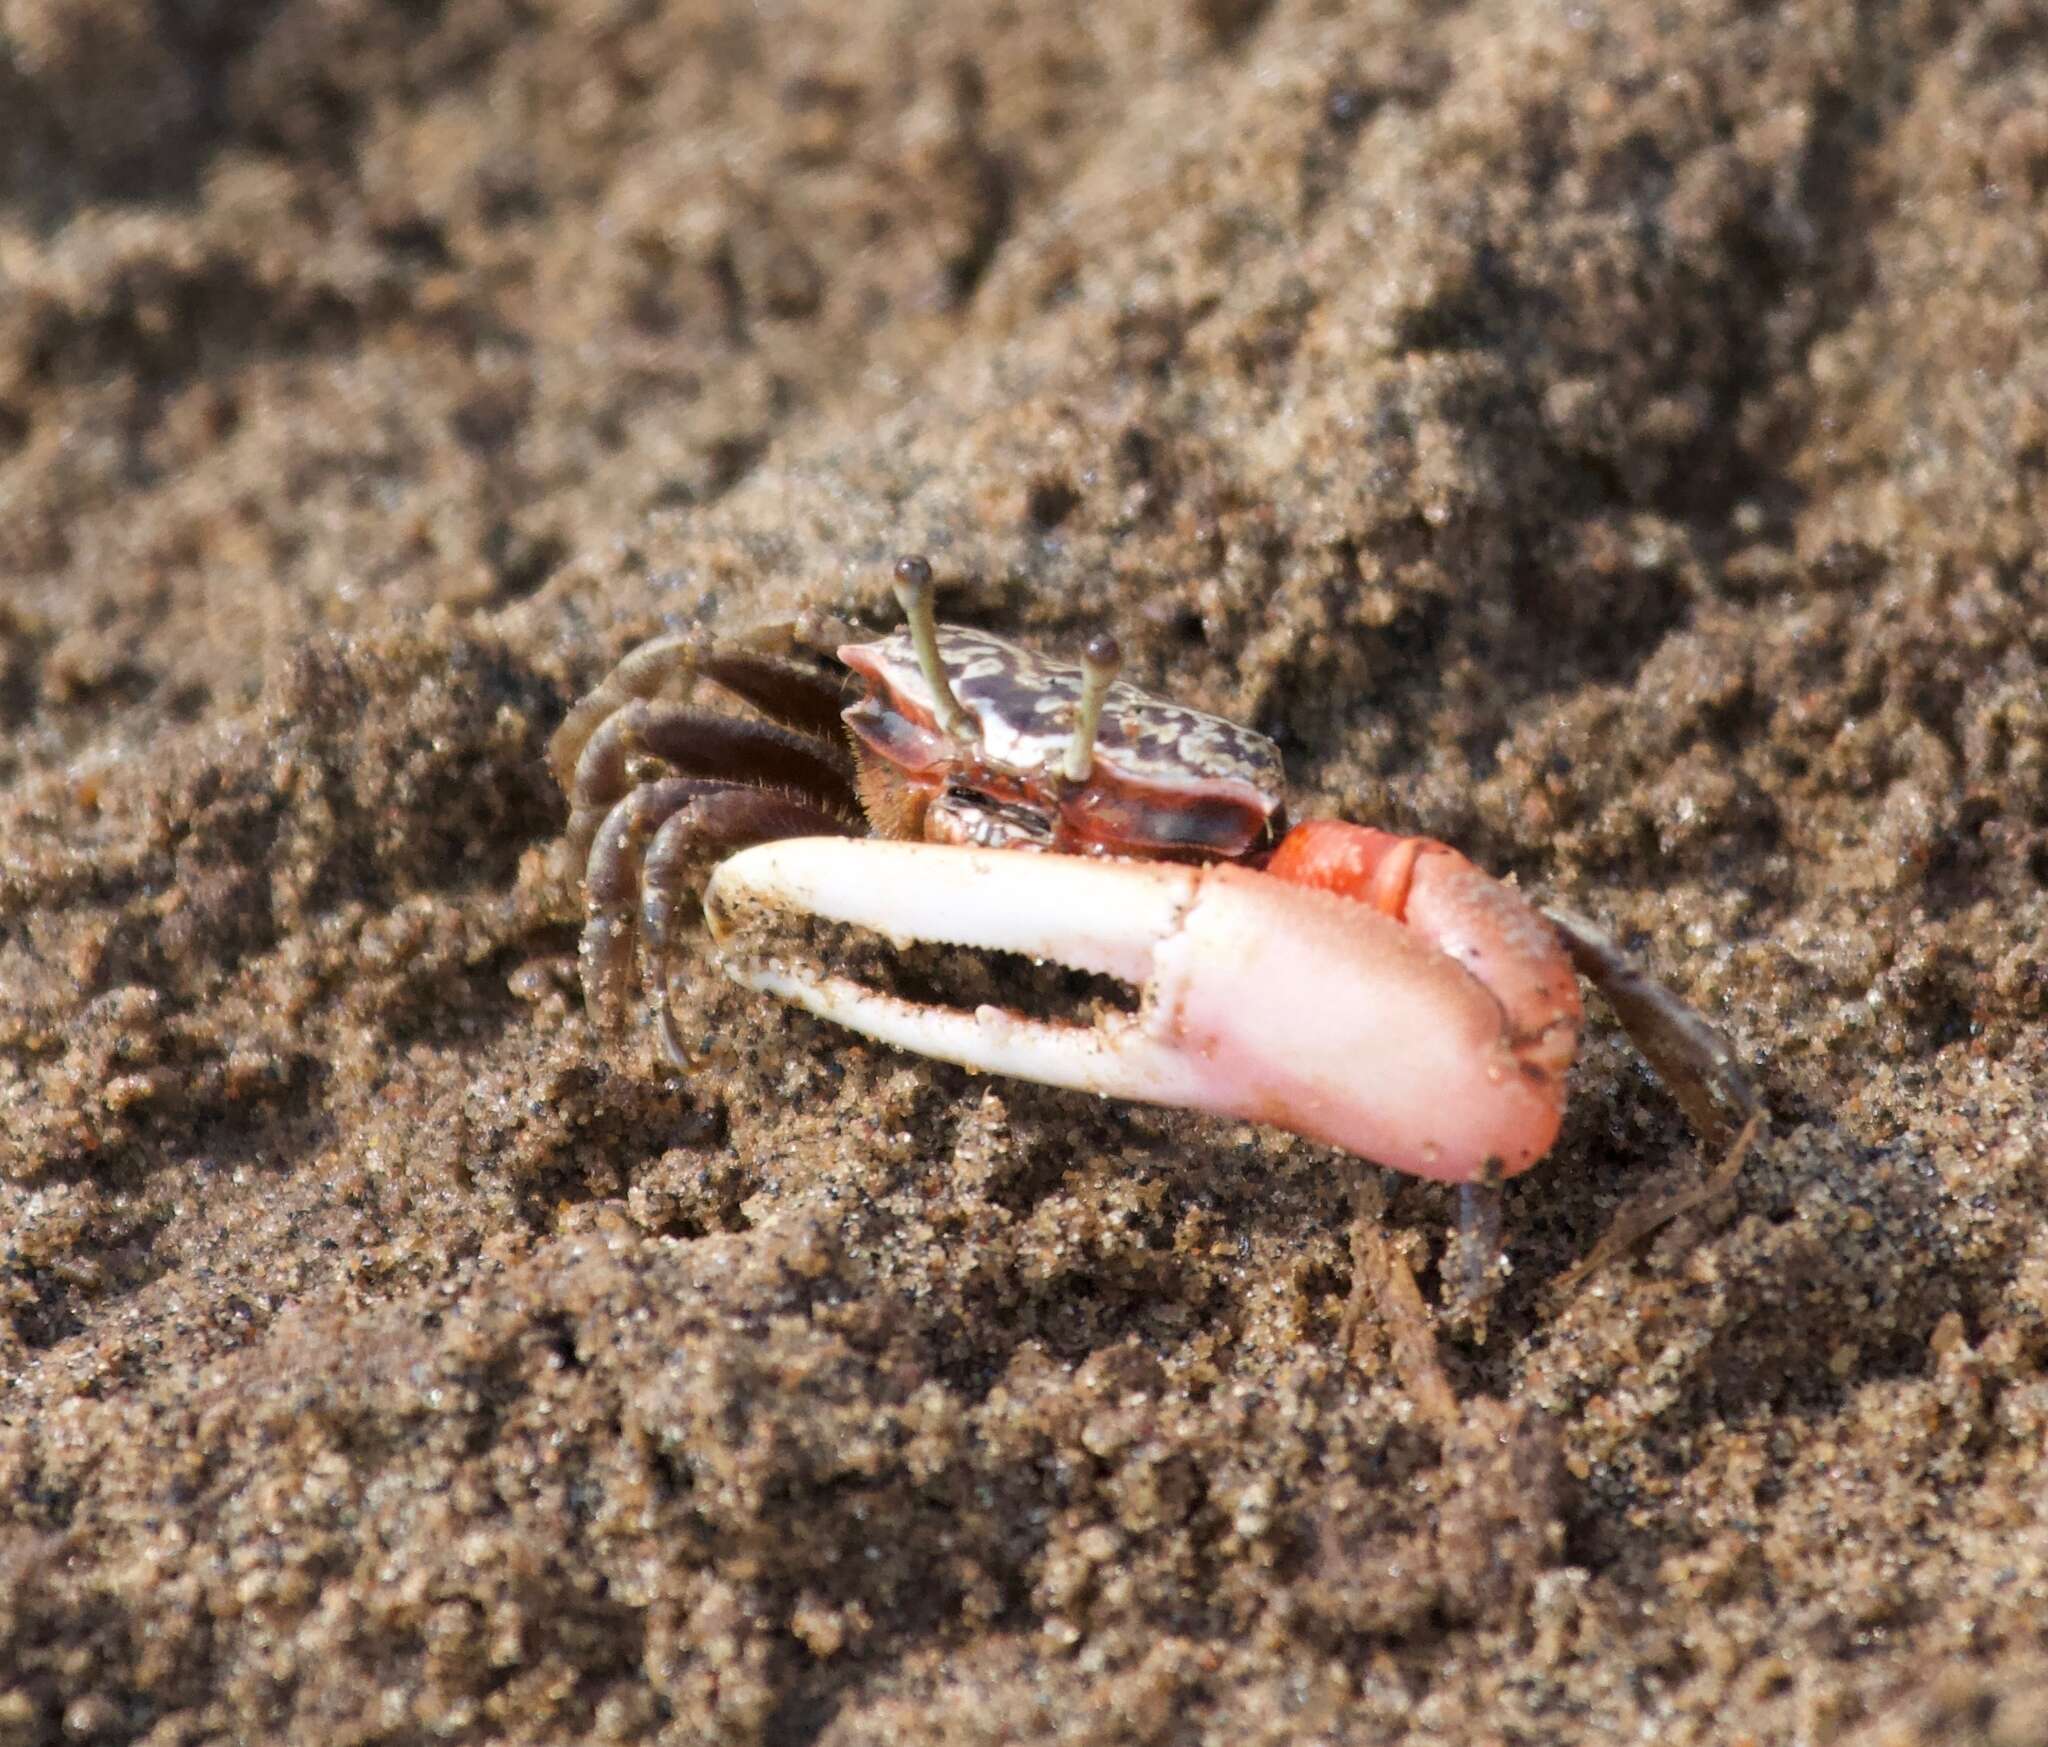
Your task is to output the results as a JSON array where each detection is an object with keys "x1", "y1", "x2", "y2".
[{"x1": 704, "y1": 823, "x2": 1580, "y2": 1184}]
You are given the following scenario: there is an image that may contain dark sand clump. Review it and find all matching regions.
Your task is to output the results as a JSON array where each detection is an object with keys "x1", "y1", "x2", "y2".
[{"x1": 4, "y1": 2, "x2": 2047, "y2": 1742}]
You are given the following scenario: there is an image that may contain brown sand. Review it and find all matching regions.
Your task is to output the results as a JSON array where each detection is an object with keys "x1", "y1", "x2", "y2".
[{"x1": 4, "y1": 1, "x2": 2047, "y2": 1742}]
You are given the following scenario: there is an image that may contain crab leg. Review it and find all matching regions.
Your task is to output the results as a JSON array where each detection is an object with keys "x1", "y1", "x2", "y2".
[
  {"x1": 547, "y1": 624, "x2": 853, "y2": 792},
  {"x1": 1543, "y1": 906, "x2": 1761, "y2": 1149},
  {"x1": 563, "y1": 700, "x2": 855, "y2": 864},
  {"x1": 579, "y1": 779, "x2": 853, "y2": 1031},
  {"x1": 703, "y1": 838, "x2": 1573, "y2": 1183}
]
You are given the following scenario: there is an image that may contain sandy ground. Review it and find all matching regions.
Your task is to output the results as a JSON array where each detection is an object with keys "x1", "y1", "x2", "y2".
[{"x1": 3, "y1": 1, "x2": 2047, "y2": 1742}]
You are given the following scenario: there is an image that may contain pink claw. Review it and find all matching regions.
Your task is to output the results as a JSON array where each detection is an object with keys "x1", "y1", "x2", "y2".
[{"x1": 703, "y1": 834, "x2": 1581, "y2": 1183}]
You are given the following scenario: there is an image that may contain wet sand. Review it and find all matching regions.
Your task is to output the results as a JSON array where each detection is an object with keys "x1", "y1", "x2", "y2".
[{"x1": 3, "y1": 2, "x2": 2046, "y2": 1742}]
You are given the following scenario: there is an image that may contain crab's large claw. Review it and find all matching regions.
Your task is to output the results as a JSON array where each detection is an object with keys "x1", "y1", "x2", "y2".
[{"x1": 702, "y1": 839, "x2": 1573, "y2": 1183}]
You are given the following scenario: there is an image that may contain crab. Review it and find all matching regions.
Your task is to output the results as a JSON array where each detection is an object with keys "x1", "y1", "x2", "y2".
[{"x1": 549, "y1": 556, "x2": 1761, "y2": 1280}]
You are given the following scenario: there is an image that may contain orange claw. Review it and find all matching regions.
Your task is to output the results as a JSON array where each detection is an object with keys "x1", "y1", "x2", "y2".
[{"x1": 1269, "y1": 820, "x2": 1584, "y2": 1121}]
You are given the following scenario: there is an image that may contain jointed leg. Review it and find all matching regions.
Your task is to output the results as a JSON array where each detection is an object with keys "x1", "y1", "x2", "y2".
[
  {"x1": 638, "y1": 789, "x2": 858, "y2": 1069},
  {"x1": 564, "y1": 700, "x2": 856, "y2": 866},
  {"x1": 551, "y1": 635, "x2": 698, "y2": 792},
  {"x1": 1448, "y1": 1158, "x2": 1506, "y2": 1336},
  {"x1": 1555, "y1": 1111, "x2": 1764, "y2": 1292},
  {"x1": 548, "y1": 624, "x2": 855, "y2": 793},
  {"x1": 1546, "y1": 908, "x2": 1760, "y2": 1149},
  {"x1": 1544, "y1": 907, "x2": 1766, "y2": 1285},
  {"x1": 640, "y1": 791, "x2": 856, "y2": 970},
  {"x1": 580, "y1": 780, "x2": 852, "y2": 1032},
  {"x1": 582, "y1": 778, "x2": 736, "y2": 1027},
  {"x1": 690, "y1": 645, "x2": 855, "y2": 742},
  {"x1": 1345, "y1": 1176, "x2": 1461, "y2": 1437}
]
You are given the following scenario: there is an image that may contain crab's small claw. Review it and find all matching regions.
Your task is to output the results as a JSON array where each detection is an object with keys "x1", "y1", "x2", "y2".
[{"x1": 702, "y1": 838, "x2": 1573, "y2": 1183}]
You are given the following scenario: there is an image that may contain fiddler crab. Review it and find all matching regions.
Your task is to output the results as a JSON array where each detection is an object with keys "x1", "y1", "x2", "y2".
[{"x1": 549, "y1": 556, "x2": 1761, "y2": 1295}]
